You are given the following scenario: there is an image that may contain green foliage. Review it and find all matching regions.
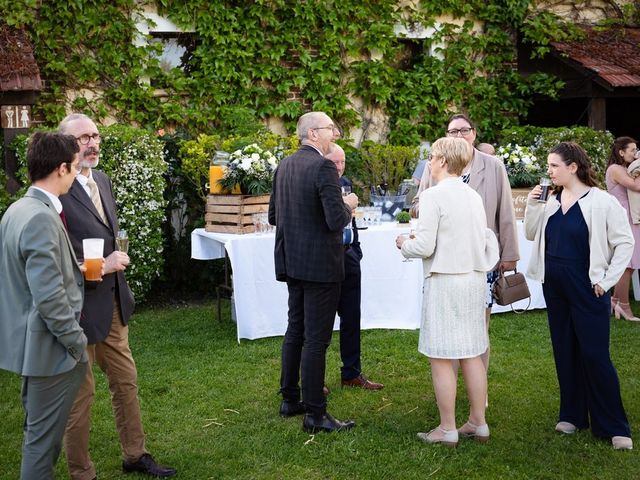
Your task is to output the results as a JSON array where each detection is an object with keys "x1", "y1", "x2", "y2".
[
  {"x1": 92, "y1": 125, "x2": 168, "y2": 301},
  {"x1": 499, "y1": 126, "x2": 615, "y2": 185},
  {"x1": 358, "y1": 142, "x2": 419, "y2": 200},
  {"x1": 0, "y1": 136, "x2": 30, "y2": 218},
  {"x1": 395, "y1": 211, "x2": 411, "y2": 223},
  {"x1": 0, "y1": 1, "x2": 583, "y2": 143}
]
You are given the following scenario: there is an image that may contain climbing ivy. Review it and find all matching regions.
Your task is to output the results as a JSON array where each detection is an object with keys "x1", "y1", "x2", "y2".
[{"x1": 0, "y1": 1, "x2": 593, "y2": 142}]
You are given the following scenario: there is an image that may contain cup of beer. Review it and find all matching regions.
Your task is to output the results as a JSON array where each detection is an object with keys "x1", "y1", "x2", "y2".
[
  {"x1": 538, "y1": 177, "x2": 552, "y2": 203},
  {"x1": 82, "y1": 238, "x2": 104, "y2": 281}
]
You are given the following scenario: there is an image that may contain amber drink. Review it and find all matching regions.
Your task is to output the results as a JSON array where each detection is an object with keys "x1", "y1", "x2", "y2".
[{"x1": 82, "y1": 238, "x2": 104, "y2": 281}]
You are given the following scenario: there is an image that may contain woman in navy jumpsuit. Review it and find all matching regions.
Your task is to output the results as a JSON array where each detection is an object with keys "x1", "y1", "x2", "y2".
[{"x1": 524, "y1": 142, "x2": 634, "y2": 450}]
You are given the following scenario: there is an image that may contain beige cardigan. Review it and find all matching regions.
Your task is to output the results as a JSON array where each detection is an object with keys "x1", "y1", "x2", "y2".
[
  {"x1": 524, "y1": 188, "x2": 633, "y2": 291},
  {"x1": 401, "y1": 177, "x2": 499, "y2": 276},
  {"x1": 411, "y1": 149, "x2": 519, "y2": 263},
  {"x1": 626, "y1": 159, "x2": 640, "y2": 224}
]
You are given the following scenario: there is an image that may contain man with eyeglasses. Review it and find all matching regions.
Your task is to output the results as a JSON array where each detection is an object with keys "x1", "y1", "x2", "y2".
[
  {"x1": 411, "y1": 113, "x2": 519, "y2": 384},
  {"x1": 0, "y1": 133, "x2": 88, "y2": 479},
  {"x1": 58, "y1": 114, "x2": 176, "y2": 479},
  {"x1": 269, "y1": 112, "x2": 359, "y2": 433}
]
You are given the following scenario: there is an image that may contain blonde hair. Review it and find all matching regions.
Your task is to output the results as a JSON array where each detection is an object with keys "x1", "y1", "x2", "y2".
[{"x1": 431, "y1": 137, "x2": 473, "y2": 176}]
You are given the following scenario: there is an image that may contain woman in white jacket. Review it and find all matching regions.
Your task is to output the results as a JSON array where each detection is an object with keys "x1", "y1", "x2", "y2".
[
  {"x1": 396, "y1": 137, "x2": 499, "y2": 448},
  {"x1": 525, "y1": 141, "x2": 633, "y2": 450}
]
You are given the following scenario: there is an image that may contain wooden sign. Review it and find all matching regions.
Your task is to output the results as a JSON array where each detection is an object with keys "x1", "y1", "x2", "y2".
[{"x1": 1, "y1": 105, "x2": 32, "y2": 129}]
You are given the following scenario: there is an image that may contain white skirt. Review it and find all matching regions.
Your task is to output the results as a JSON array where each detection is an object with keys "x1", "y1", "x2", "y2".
[{"x1": 418, "y1": 271, "x2": 488, "y2": 359}]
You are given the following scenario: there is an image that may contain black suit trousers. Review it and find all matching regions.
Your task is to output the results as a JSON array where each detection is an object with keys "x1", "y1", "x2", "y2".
[
  {"x1": 280, "y1": 278, "x2": 341, "y2": 418},
  {"x1": 338, "y1": 247, "x2": 362, "y2": 380}
]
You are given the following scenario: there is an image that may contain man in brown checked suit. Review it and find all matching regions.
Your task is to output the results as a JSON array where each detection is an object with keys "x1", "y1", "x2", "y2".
[
  {"x1": 269, "y1": 111, "x2": 359, "y2": 433},
  {"x1": 59, "y1": 114, "x2": 175, "y2": 479}
]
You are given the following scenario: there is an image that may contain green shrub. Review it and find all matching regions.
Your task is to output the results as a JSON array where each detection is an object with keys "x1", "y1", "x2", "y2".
[
  {"x1": 499, "y1": 126, "x2": 614, "y2": 185},
  {"x1": 98, "y1": 125, "x2": 168, "y2": 301}
]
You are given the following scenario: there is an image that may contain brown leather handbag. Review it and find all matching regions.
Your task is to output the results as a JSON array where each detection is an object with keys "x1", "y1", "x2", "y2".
[{"x1": 492, "y1": 269, "x2": 531, "y2": 311}]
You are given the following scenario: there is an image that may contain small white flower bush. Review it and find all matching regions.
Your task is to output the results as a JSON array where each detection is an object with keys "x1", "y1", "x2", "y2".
[
  {"x1": 219, "y1": 143, "x2": 278, "y2": 195},
  {"x1": 99, "y1": 125, "x2": 168, "y2": 300},
  {"x1": 497, "y1": 143, "x2": 541, "y2": 188}
]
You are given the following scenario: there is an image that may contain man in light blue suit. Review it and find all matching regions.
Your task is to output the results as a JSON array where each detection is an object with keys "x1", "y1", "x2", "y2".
[{"x1": 0, "y1": 132, "x2": 89, "y2": 479}]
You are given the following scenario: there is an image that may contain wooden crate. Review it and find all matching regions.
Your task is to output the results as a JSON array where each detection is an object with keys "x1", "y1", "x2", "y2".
[{"x1": 205, "y1": 194, "x2": 270, "y2": 234}]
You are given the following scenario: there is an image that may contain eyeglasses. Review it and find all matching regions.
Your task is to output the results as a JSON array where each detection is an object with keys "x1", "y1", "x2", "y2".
[
  {"x1": 446, "y1": 127, "x2": 474, "y2": 137},
  {"x1": 313, "y1": 125, "x2": 340, "y2": 133},
  {"x1": 76, "y1": 133, "x2": 101, "y2": 145}
]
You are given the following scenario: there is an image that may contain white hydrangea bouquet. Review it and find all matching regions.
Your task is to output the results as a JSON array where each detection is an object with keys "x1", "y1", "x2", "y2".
[
  {"x1": 497, "y1": 143, "x2": 541, "y2": 188},
  {"x1": 220, "y1": 143, "x2": 278, "y2": 195}
]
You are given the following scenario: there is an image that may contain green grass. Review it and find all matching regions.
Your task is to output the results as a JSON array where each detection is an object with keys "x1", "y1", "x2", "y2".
[{"x1": 1, "y1": 302, "x2": 639, "y2": 479}]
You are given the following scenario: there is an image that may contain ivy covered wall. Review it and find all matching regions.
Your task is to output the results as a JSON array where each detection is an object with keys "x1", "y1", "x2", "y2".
[{"x1": 1, "y1": 1, "x2": 634, "y2": 144}]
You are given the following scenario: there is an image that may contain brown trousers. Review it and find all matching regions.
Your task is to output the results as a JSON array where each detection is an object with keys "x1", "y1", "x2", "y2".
[{"x1": 64, "y1": 302, "x2": 147, "y2": 480}]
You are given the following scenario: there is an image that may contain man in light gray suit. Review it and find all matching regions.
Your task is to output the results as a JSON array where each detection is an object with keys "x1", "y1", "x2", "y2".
[{"x1": 0, "y1": 132, "x2": 89, "y2": 479}]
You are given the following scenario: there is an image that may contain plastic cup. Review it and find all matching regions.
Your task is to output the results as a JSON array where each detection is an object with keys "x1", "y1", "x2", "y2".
[{"x1": 82, "y1": 238, "x2": 104, "y2": 281}]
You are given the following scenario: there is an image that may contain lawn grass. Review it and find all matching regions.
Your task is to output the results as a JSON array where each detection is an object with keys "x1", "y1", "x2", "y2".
[{"x1": 1, "y1": 301, "x2": 639, "y2": 479}]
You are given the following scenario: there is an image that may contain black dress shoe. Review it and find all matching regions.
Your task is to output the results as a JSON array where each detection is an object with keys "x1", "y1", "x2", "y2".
[
  {"x1": 279, "y1": 400, "x2": 306, "y2": 417},
  {"x1": 303, "y1": 412, "x2": 355, "y2": 433},
  {"x1": 122, "y1": 453, "x2": 176, "y2": 477}
]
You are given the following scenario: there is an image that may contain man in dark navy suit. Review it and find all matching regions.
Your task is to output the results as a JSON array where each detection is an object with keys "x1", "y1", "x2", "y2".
[
  {"x1": 325, "y1": 144, "x2": 384, "y2": 391},
  {"x1": 269, "y1": 112, "x2": 359, "y2": 433}
]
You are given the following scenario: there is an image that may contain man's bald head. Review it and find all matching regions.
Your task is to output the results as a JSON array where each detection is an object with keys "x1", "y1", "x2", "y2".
[{"x1": 325, "y1": 143, "x2": 346, "y2": 177}]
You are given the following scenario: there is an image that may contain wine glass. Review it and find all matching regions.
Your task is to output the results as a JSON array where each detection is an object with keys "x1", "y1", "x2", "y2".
[
  {"x1": 402, "y1": 220, "x2": 417, "y2": 263},
  {"x1": 341, "y1": 185, "x2": 352, "y2": 196},
  {"x1": 116, "y1": 230, "x2": 129, "y2": 254}
]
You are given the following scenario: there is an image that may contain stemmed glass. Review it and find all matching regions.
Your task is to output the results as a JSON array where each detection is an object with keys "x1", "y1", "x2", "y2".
[
  {"x1": 402, "y1": 219, "x2": 417, "y2": 263},
  {"x1": 116, "y1": 230, "x2": 129, "y2": 254}
]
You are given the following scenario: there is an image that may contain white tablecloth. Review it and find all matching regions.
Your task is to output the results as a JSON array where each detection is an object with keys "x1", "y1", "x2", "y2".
[{"x1": 192, "y1": 221, "x2": 545, "y2": 341}]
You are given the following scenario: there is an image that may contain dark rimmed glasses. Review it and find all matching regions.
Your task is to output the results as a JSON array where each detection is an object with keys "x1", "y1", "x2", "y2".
[{"x1": 76, "y1": 133, "x2": 101, "y2": 145}]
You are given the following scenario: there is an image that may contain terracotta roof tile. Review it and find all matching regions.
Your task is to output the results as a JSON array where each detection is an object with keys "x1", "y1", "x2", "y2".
[
  {"x1": 0, "y1": 25, "x2": 42, "y2": 92},
  {"x1": 551, "y1": 26, "x2": 640, "y2": 88}
]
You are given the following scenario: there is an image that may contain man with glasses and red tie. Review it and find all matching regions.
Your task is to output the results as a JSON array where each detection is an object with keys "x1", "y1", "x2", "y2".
[
  {"x1": 58, "y1": 114, "x2": 176, "y2": 479},
  {"x1": 410, "y1": 113, "x2": 519, "y2": 394},
  {"x1": 269, "y1": 112, "x2": 359, "y2": 433}
]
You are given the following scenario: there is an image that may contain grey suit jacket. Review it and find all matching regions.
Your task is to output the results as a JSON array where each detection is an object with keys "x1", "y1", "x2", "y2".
[
  {"x1": 268, "y1": 145, "x2": 352, "y2": 283},
  {"x1": 0, "y1": 187, "x2": 87, "y2": 376},
  {"x1": 59, "y1": 170, "x2": 135, "y2": 344}
]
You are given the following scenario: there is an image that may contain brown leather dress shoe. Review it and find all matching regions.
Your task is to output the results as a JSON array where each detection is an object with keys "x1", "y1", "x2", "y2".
[
  {"x1": 341, "y1": 374, "x2": 384, "y2": 390},
  {"x1": 122, "y1": 453, "x2": 176, "y2": 477}
]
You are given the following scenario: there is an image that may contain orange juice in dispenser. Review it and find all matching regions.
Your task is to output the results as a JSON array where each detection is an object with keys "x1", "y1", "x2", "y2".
[{"x1": 209, "y1": 151, "x2": 230, "y2": 194}]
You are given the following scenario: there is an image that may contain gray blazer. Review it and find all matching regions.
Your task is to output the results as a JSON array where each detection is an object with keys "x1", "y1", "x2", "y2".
[
  {"x1": 0, "y1": 187, "x2": 87, "y2": 376},
  {"x1": 60, "y1": 170, "x2": 135, "y2": 344}
]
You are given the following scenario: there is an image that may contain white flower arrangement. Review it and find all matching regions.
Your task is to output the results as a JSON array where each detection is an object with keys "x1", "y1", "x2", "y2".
[
  {"x1": 220, "y1": 143, "x2": 278, "y2": 195},
  {"x1": 497, "y1": 143, "x2": 541, "y2": 188}
]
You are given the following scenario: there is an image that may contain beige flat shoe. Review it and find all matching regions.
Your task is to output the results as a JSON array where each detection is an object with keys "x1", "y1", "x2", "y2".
[
  {"x1": 612, "y1": 436, "x2": 633, "y2": 450},
  {"x1": 458, "y1": 421, "x2": 490, "y2": 443},
  {"x1": 555, "y1": 421, "x2": 577, "y2": 434},
  {"x1": 417, "y1": 426, "x2": 458, "y2": 448}
]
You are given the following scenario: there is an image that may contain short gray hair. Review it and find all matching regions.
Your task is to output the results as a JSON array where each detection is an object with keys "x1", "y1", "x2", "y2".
[
  {"x1": 58, "y1": 113, "x2": 93, "y2": 133},
  {"x1": 296, "y1": 112, "x2": 326, "y2": 140}
]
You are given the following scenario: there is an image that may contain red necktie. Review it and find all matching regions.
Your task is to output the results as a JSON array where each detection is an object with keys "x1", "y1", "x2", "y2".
[{"x1": 59, "y1": 210, "x2": 68, "y2": 229}]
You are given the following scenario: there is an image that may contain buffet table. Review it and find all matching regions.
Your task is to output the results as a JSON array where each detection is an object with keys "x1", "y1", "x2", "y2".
[{"x1": 192, "y1": 221, "x2": 545, "y2": 341}]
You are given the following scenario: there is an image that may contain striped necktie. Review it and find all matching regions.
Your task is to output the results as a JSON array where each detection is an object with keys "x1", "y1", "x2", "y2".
[{"x1": 86, "y1": 176, "x2": 107, "y2": 224}]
